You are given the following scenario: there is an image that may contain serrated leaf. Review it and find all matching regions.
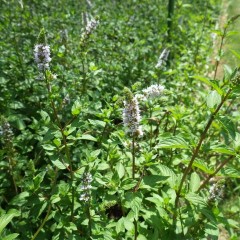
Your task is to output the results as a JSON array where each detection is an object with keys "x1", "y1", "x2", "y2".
[
  {"x1": 206, "y1": 90, "x2": 221, "y2": 109},
  {"x1": 204, "y1": 222, "x2": 219, "y2": 237},
  {"x1": 142, "y1": 175, "x2": 168, "y2": 188},
  {"x1": 189, "y1": 172, "x2": 201, "y2": 193},
  {"x1": 146, "y1": 193, "x2": 163, "y2": 206},
  {"x1": 185, "y1": 193, "x2": 207, "y2": 208},
  {"x1": 157, "y1": 164, "x2": 177, "y2": 187},
  {"x1": 210, "y1": 145, "x2": 236, "y2": 155},
  {"x1": 2, "y1": 233, "x2": 19, "y2": 240},
  {"x1": 0, "y1": 209, "x2": 20, "y2": 234},
  {"x1": 51, "y1": 159, "x2": 67, "y2": 169},
  {"x1": 218, "y1": 116, "x2": 236, "y2": 140},
  {"x1": 10, "y1": 192, "x2": 29, "y2": 206},
  {"x1": 220, "y1": 166, "x2": 240, "y2": 178},
  {"x1": 184, "y1": 159, "x2": 214, "y2": 174},
  {"x1": 200, "y1": 208, "x2": 217, "y2": 223},
  {"x1": 78, "y1": 134, "x2": 97, "y2": 142},
  {"x1": 157, "y1": 136, "x2": 189, "y2": 149},
  {"x1": 193, "y1": 76, "x2": 223, "y2": 95}
]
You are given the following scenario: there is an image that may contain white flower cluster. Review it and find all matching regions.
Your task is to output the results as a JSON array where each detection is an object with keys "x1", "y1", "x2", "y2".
[
  {"x1": 142, "y1": 84, "x2": 165, "y2": 99},
  {"x1": 0, "y1": 121, "x2": 13, "y2": 143},
  {"x1": 85, "y1": 18, "x2": 99, "y2": 35},
  {"x1": 209, "y1": 182, "x2": 224, "y2": 202},
  {"x1": 79, "y1": 172, "x2": 93, "y2": 202},
  {"x1": 155, "y1": 48, "x2": 170, "y2": 69},
  {"x1": 34, "y1": 44, "x2": 51, "y2": 71},
  {"x1": 123, "y1": 96, "x2": 143, "y2": 137},
  {"x1": 86, "y1": 0, "x2": 93, "y2": 8}
]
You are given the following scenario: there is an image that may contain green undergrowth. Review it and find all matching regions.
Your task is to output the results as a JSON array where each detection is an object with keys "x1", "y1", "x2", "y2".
[{"x1": 0, "y1": 0, "x2": 240, "y2": 239}]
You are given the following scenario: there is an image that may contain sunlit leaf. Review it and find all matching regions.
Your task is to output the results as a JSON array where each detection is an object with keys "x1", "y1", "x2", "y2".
[
  {"x1": 189, "y1": 172, "x2": 201, "y2": 193},
  {"x1": 157, "y1": 135, "x2": 189, "y2": 149},
  {"x1": 206, "y1": 90, "x2": 221, "y2": 109}
]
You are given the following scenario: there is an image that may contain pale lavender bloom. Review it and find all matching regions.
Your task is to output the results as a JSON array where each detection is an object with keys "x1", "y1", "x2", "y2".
[
  {"x1": 135, "y1": 93, "x2": 147, "y2": 101},
  {"x1": 142, "y1": 84, "x2": 164, "y2": 99},
  {"x1": 79, "y1": 172, "x2": 93, "y2": 202},
  {"x1": 34, "y1": 44, "x2": 51, "y2": 71},
  {"x1": 0, "y1": 121, "x2": 13, "y2": 143},
  {"x1": 208, "y1": 182, "x2": 224, "y2": 202},
  {"x1": 123, "y1": 96, "x2": 143, "y2": 137},
  {"x1": 85, "y1": 18, "x2": 99, "y2": 35},
  {"x1": 86, "y1": 0, "x2": 93, "y2": 8},
  {"x1": 155, "y1": 48, "x2": 170, "y2": 68},
  {"x1": 82, "y1": 12, "x2": 90, "y2": 27}
]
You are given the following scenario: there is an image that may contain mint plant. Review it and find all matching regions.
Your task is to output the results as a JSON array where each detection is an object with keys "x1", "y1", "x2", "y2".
[{"x1": 0, "y1": 0, "x2": 239, "y2": 239}]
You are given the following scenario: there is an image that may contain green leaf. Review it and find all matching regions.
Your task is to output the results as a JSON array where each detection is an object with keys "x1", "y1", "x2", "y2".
[
  {"x1": 157, "y1": 135, "x2": 189, "y2": 149},
  {"x1": 71, "y1": 100, "x2": 81, "y2": 116},
  {"x1": 33, "y1": 171, "x2": 46, "y2": 191},
  {"x1": 204, "y1": 222, "x2": 219, "y2": 237},
  {"x1": 193, "y1": 76, "x2": 223, "y2": 95},
  {"x1": 53, "y1": 138, "x2": 61, "y2": 147},
  {"x1": 39, "y1": 110, "x2": 50, "y2": 123},
  {"x1": 88, "y1": 119, "x2": 106, "y2": 128},
  {"x1": 218, "y1": 116, "x2": 236, "y2": 140},
  {"x1": 210, "y1": 144, "x2": 236, "y2": 155},
  {"x1": 183, "y1": 159, "x2": 214, "y2": 174},
  {"x1": 146, "y1": 193, "x2": 163, "y2": 206},
  {"x1": 10, "y1": 192, "x2": 29, "y2": 206},
  {"x1": 189, "y1": 172, "x2": 201, "y2": 193},
  {"x1": 200, "y1": 208, "x2": 217, "y2": 223},
  {"x1": 185, "y1": 193, "x2": 207, "y2": 208},
  {"x1": 123, "y1": 217, "x2": 134, "y2": 231},
  {"x1": 116, "y1": 162, "x2": 125, "y2": 179},
  {"x1": 206, "y1": 90, "x2": 221, "y2": 109},
  {"x1": 51, "y1": 159, "x2": 67, "y2": 169},
  {"x1": 2, "y1": 233, "x2": 19, "y2": 240},
  {"x1": 0, "y1": 209, "x2": 20, "y2": 234},
  {"x1": 78, "y1": 134, "x2": 97, "y2": 142},
  {"x1": 157, "y1": 164, "x2": 177, "y2": 187},
  {"x1": 90, "y1": 149, "x2": 101, "y2": 158},
  {"x1": 116, "y1": 217, "x2": 125, "y2": 234},
  {"x1": 220, "y1": 166, "x2": 240, "y2": 178},
  {"x1": 142, "y1": 175, "x2": 168, "y2": 188},
  {"x1": 42, "y1": 144, "x2": 56, "y2": 151},
  {"x1": 230, "y1": 49, "x2": 240, "y2": 60}
]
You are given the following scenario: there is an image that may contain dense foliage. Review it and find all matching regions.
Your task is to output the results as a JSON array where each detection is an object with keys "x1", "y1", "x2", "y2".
[{"x1": 0, "y1": 0, "x2": 240, "y2": 239}]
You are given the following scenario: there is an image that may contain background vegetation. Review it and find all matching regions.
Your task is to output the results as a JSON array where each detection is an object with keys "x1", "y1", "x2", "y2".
[{"x1": 0, "y1": 0, "x2": 239, "y2": 239}]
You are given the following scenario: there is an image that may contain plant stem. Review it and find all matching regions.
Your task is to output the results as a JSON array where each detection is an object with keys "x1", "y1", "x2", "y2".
[
  {"x1": 7, "y1": 155, "x2": 18, "y2": 194},
  {"x1": 174, "y1": 88, "x2": 231, "y2": 212},
  {"x1": 31, "y1": 204, "x2": 52, "y2": 240},
  {"x1": 197, "y1": 155, "x2": 234, "y2": 192},
  {"x1": 134, "y1": 219, "x2": 138, "y2": 240},
  {"x1": 167, "y1": 0, "x2": 175, "y2": 44},
  {"x1": 132, "y1": 136, "x2": 136, "y2": 179},
  {"x1": 213, "y1": 24, "x2": 228, "y2": 80},
  {"x1": 44, "y1": 73, "x2": 75, "y2": 220},
  {"x1": 31, "y1": 167, "x2": 58, "y2": 240},
  {"x1": 87, "y1": 202, "x2": 92, "y2": 237}
]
